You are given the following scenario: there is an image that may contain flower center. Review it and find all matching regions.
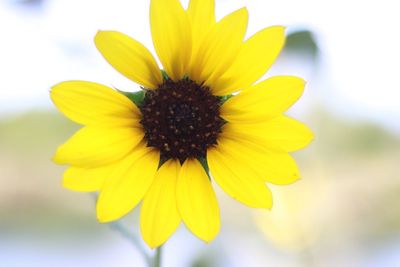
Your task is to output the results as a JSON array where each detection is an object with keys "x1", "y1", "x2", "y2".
[{"x1": 139, "y1": 79, "x2": 224, "y2": 162}]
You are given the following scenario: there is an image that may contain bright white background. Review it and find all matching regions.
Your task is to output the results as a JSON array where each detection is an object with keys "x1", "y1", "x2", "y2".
[{"x1": 0, "y1": 0, "x2": 399, "y2": 131}]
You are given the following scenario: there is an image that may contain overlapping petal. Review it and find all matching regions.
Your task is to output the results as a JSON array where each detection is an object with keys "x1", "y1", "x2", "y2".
[
  {"x1": 207, "y1": 143, "x2": 273, "y2": 208},
  {"x1": 94, "y1": 31, "x2": 162, "y2": 89},
  {"x1": 150, "y1": 0, "x2": 191, "y2": 80},
  {"x1": 97, "y1": 144, "x2": 160, "y2": 222},
  {"x1": 208, "y1": 26, "x2": 286, "y2": 95},
  {"x1": 221, "y1": 116, "x2": 314, "y2": 152},
  {"x1": 51, "y1": 81, "x2": 140, "y2": 126},
  {"x1": 189, "y1": 8, "x2": 248, "y2": 88},
  {"x1": 63, "y1": 162, "x2": 119, "y2": 192},
  {"x1": 211, "y1": 136, "x2": 300, "y2": 185},
  {"x1": 140, "y1": 159, "x2": 181, "y2": 248},
  {"x1": 53, "y1": 126, "x2": 144, "y2": 167},
  {"x1": 220, "y1": 76, "x2": 305, "y2": 122},
  {"x1": 187, "y1": 0, "x2": 215, "y2": 68},
  {"x1": 177, "y1": 158, "x2": 220, "y2": 242}
]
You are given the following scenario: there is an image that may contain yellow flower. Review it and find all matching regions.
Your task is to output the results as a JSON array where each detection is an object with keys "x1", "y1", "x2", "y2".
[{"x1": 51, "y1": 0, "x2": 313, "y2": 248}]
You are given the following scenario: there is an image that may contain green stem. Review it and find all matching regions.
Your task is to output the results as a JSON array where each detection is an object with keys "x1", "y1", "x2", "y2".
[
  {"x1": 92, "y1": 194, "x2": 161, "y2": 267},
  {"x1": 109, "y1": 222, "x2": 152, "y2": 266},
  {"x1": 153, "y1": 246, "x2": 162, "y2": 267}
]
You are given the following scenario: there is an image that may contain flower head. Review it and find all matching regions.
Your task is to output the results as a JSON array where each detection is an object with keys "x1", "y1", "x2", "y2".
[{"x1": 51, "y1": 0, "x2": 314, "y2": 248}]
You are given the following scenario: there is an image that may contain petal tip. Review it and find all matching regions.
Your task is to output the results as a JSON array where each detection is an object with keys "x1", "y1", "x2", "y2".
[
  {"x1": 94, "y1": 30, "x2": 106, "y2": 46},
  {"x1": 195, "y1": 231, "x2": 219, "y2": 243},
  {"x1": 309, "y1": 130, "x2": 315, "y2": 141},
  {"x1": 96, "y1": 209, "x2": 114, "y2": 223},
  {"x1": 238, "y1": 6, "x2": 249, "y2": 14},
  {"x1": 94, "y1": 29, "x2": 107, "y2": 38},
  {"x1": 61, "y1": 175, "x2": 71, "y2": 189},
  {"x1": 289, "y1": 173, "x2": 301, "y2": 184},
  {"x1": 52, "y1": 151, "x2": 65, "y2": 165},
  {"x1": 97, "y1": 217, "x2": 110, "y2": 224},
  {"x1": 294, "y1": 175, "x2": 302, "y2": 183},
  {"x1": 264, "y1": 196, "x2": 273, "y2": 210},
  {"x1": 61, "y1": 179, "x2": 85, "y2": 192},
  {"x1": 271, "y1": 25, "x2": 287, "y2": 32},
  {"x1": 50, "y1": 81, "x2": 67, "y2": 94},
  {"x1": 93, "y1": 30, "x2": 112, "y2": 49},
  {"x1": 236, "y1": 7, "x2": 249, "y2": 19},
  {"x1": 144, "y1": 238, "x2": 162, "y2": 250},
  {"x1": 94, "y1": 30, "x2": 101, "y2": 41},
  {"x1": 279, "y1": 25, "x2": 287, "y2": 32},
  {"x1": 96, "y1": 199, "x2": 115, "y2": 223}
]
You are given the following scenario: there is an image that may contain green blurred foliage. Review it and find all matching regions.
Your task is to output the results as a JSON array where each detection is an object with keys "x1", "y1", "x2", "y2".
[
  {"x1": 309, "y1": 108, "x2": 400, "y2": 160},
  {"x1": 0, "y1": 111, "x2": 78, "y2": 154},
  {"x1": 285, "y1": 30, "x2": 319, "y2": 61},
  {"x1": 0, "y1": 111, "x2": 97, "y2": 234}
]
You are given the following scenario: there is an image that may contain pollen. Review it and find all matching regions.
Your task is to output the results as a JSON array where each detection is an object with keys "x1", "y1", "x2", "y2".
[{"x1": 140, "y1": 79, "x2": 224, "y2": 162}]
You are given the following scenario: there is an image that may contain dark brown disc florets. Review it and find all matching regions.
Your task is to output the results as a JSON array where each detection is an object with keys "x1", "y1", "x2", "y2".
[{"x1": 139, "y1": 79, "x2": 224, "y2": 162}]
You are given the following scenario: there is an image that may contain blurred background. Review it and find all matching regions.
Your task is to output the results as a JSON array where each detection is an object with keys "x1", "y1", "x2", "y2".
[{"x1": 1, "y1": 0, "x2": 399, "y2": 266}]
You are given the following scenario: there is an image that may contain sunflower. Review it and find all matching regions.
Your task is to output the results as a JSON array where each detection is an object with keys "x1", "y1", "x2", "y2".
[{"x1": 51, "y1": 0, "x2": 313, "y2": 248}]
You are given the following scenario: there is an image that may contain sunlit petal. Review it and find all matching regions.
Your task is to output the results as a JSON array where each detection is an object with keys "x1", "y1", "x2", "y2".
[
  {"x1": 51, "y1": 81, "x2": 140, "y2": 126},
  {"x1": 221, "y1": 76, "x2": 305, "y2": 122},
  {"x1": 209, "y1": 26, "x2": 286, "y2": 95},
  {"x1": 150, "y1": 0, "x2": 191, "y2": 80},
  {"x1": 95, "y1": 31, "x2": 162, "y2": 89},
  {"x1": 177, "y1": 158, "x2": 220, "y2": 242},
  {"x1": 53, "y1": 126, "x2": 144, "y2": 167},
  {"x1": 97, "y1": 145, "x2": 160, "y2": 222},
  {"x1": 189, "y1": 8, "x2": 248, "y2": 89},
  {"x1": 140, "y1": 159, "x2": 181, "y2": 248}
]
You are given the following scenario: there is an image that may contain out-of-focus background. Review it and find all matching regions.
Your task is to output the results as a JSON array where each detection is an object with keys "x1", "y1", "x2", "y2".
[{"x1": 1, "y1": 0, "x2": 399, "y2": 266}]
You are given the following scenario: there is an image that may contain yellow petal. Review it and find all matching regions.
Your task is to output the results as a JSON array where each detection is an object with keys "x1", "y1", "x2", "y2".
[
  {"x1": 63, "y1": 162, "x2": 119, "y2": 192},
  {"x1": 189, "y1": 8, "x2": 248, "y2": 87},
  {"x1": 140, "y1": 159, "x2": 181, "y2": 248},
  {"x1": 177, "y1": 158, "x2": 220, "y2": 242},
  {"x1": 212, "y1": 136, "x2": 300, "y2": 185},
  {"x1": 187, "y1": 0, "x2": 215, "y2": 69},
  {"x1": 207, "y1": 143, "x2": 273, "y2": 208},
  {"x1": 94, "y1": 31, "x2": 162, "y2": 89},
  {"x1": 209, "y1": 26, "x2": 286, "y2": 95},
  {"x1": 53, "y1": 126, "x2": 144, "y2": 167},
  {"x1": 51, "y1": 81, "x2": 140, "y2": 126},
  {"x1": 220, "y1": 76, "x2": 305, "y2": 122},
  {"x1": 97, "y1": 146, "x2": 160, "y2": 222},
  {"x1": 150, "y1": 0, "x2": 191, "y2": 80},
  {"x1": 222, "y1": 115, "x2": 314, "y2": 152}
]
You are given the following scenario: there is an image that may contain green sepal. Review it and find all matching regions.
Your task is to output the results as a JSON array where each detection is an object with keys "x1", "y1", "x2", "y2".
[
  {"x1": 161, "y1": 70, "x2": 169, "y2": 81},
  {"x1": 158, "y1": 157, "x2": 168, "y2": 169},
  {"x1": 198, "y1": 157, "x2": 211, "y2": 180},
  {"x1": 217, "y1": 94, "x2": 233, "y2": 104},
  {"x1": 119, "y1": 90, "x2": 146, "y2": 107}
]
